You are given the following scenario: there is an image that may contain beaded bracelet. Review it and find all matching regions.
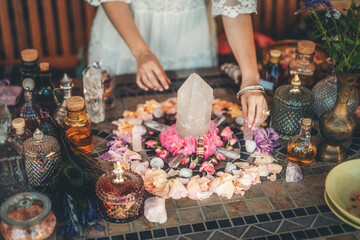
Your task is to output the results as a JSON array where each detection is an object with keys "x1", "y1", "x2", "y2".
[{"x1": 236, "y1": 85, "x2": 265, "y2": 99}]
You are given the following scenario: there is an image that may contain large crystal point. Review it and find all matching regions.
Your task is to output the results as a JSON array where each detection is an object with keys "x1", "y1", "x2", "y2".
[{"x1": 176, "y1": 73, "x2": 213, "y2": 138}]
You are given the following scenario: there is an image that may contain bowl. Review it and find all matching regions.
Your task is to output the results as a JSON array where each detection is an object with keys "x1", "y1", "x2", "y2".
[{"x1": 325, "y1": 159, "x2": 360, "y2": 225}]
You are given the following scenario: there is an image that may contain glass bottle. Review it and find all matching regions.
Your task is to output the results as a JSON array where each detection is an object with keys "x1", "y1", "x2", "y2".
[
  {"x1": 19, "y1": 78, "x2": 41, "y2": 133},
  {"x1": 0, "y1": 192, "x2": 56, "y2": 240},
  {"x1": 53, "y1": 74, "x2": 73, "y2": 126},
  {"x1": 0, "y1": 103, "x2": 28, "y2": 202},
  {"x1": 287, "y1": 118, "x2": 317, "y2": 165},
  {"x1": 262, "y1": 49, "x2": 285, "y2": 94},
  {"x1": 289, "y1": 40, "x2": 317, "y2": 87},
  {"x1": 63, "y1": 96, "x2": 93, "y2": 153},
  {"x1": 39, "y1": 108, "x2": 58, "y2": 139},
  {"x1": 33, "y1": 62, "x2": 56, "y2": 113},
  {"x1": 11, "y1": 118, "x2": 32, "y2": 146},
  {"x1": 19, "y1": 49, "x2": 39, "y2": 83},
  {"x1": 96, "y1": 162, "x2": 145, "y2": 223}
]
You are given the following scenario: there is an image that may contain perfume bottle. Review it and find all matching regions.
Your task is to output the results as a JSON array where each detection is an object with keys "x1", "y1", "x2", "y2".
[
  {"x1": 0, "y1": 103, "x2": 28, "y2": 202},
  {"x1": 20, "y1": 49, "x2": 39, "y2": 83},
  {"x1": 53, "y1": 74, "x2": 73, "y2": 126},
  {"x1": 262, "y1": 49, "x2": 285, "y2": 94},
  {"x1": 287, "y1": 118, "x2": 317, "y2": 165},
  {"x1": 23, "y1": 129, "x2": 61, "y2": 188},
  {"x1": 11, "y1": 118, "x2": 32, "y2": 146},
  {"x1": 63, "y1": 96, "x2": 93, "y2": 153},
  {"x1": 33, "y1": 62, "x2": 56, "y2": 113},
  {"x1": 289, "y1": 40, "x2": 317, "y2": 87},
  {"x1": 39, "y1": 108, "x2": 58, "y2": 139},
  {"x1": 0, "y1": 192, "x2": 56, "y2": 240},
  {"x1": 96, "y1": 162, "x2": 145, "y2": 223},
  {"x1": 18, "y1": 78, "x2": 41, "y2": 133}
]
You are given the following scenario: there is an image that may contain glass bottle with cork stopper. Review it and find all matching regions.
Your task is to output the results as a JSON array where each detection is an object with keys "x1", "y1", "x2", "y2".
[
  {"x1": 34, "y1": 62, "x2": 55, "y2": 112},
  {"x1": 11, "y1": 118, "x2": 32, "y2": 145},
  {"x1": 287, "y1": 118, "x2": 317, "y2": 165},
  {"x1": 95, "y1": 162, "x2": 145, "y2": 223},
  {"x1": 53, "y1": 74, "x2": 73, "y2": 126},
  {"x1": 63, "y1": 96, "x2": 93, "y2": 154},
  {"x1": 18, "y1": 78, "x2": 41, "y2": 133},
  {"x1": 262, "y1": 49, "x2": 285, "y2": 94},
  {"x1": 19, "y1": 49, "x2": 39, "y2": 84},
  {"x1": 270, "y1": 74, "x2": 314, "y2": 140},
  {"x1": 289, "y1": 40, "x2": 317, "y2": 87}
]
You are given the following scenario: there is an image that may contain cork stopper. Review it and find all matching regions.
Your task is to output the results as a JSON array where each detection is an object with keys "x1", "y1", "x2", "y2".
[
  {"x1": 297, "y1": 40, "x2": 315, "y2": 55},
  {"x1": 39, "y1": 62, "x2": 49, "y2": 72},
  {"x1": 269, "y1": 49, "x2": 282, "y2": 58},
  {"x1": 301, "y1": 118, "x2": 313, "y2": 130},
  {"x1": 12, "y1": 118, "x2": 25, "y2": 135},
  {"x1": 66, "y1": 96, "x2": 85, "y2": 111},
  {"x1": 290, "y1": 75, "x2": 301, "y2": 94},
  {"x1": 21, "y1": 49, "x2": 38, "y2": 62}
]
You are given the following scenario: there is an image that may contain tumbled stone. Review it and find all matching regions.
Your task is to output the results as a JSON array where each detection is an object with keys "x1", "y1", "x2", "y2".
[
  {"x1": 285, "y1": 162, "x2": 303, "y2": 182},
  {"x1": 144, "y1": 197, "x2": 167, "y2": 224},
  {"x1": 176, "y1": 73, "x2": 213, "y2": 138}
]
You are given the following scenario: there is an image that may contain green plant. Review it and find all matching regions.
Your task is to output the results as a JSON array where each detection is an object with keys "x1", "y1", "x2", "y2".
[{"x1": 297, "y1": 0, "x2": 360, "y2": 73}]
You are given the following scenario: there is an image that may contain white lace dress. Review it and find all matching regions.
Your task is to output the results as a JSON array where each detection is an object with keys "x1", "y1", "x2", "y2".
[{"x1": 86, "y1": 0, "x2": 257, "y2": 75}]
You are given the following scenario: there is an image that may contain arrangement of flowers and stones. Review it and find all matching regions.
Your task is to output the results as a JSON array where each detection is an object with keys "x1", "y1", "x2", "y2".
[{"x1": 100, "y1": 74, "x2": 283, "y2": 223}]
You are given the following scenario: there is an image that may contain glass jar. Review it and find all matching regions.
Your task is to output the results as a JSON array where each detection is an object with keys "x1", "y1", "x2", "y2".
[
  {"x1": 23, "y1": 129, "x2": 61, "y2": 188},
  {"x1": 63, "y1": 96, "x2": 93, "y2": 153},
  {"x1": 289, "y1": 40, "x2": 317, "y2": 87},
  {"x1": 270, "y1": 74, "x2": 314, "y2": 140},
  {"x1": 96, "y1": 162, "x2": 145, "y2": 223},
  {"x1": 262, "y1": 49, "x2": 285, "y2": 94},
  {"x1": 84, "y1": 61, "x2": 115, "y2": 110},
  {"x1": 287, "y1": 118, "x2": 317, "y2": 165},
  {"x1": 0, "y1": 192, "x2": 56, "y2": 240},
  {"x1": 0, "y1": 104, "x2": 28, "y2": 202}
]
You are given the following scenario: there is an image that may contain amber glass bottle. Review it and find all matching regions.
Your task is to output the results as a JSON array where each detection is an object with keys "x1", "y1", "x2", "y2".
[
  {"x1": 287, "y1": 118, "x2": 317, "y2": 165},
  {"x1": 63, "y1": 96, "x2": 93, "y2": 153},
  {"x1": 262, "y1": 49, "x2": 285, "y2": 94}
]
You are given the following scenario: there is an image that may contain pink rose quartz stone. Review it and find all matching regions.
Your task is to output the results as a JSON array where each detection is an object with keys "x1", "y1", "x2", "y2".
[
  {"x1": 144, "y1": 197, "x2": 167, "y2": 224},
  {"x1": 285, "y1": 162, "x2": 303, "y2": 182}
]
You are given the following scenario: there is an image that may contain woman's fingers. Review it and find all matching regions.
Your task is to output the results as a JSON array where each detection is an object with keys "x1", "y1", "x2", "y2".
[
  {"x1": 241, "y1": 92, "x2": 268, "y2": 129},
  {"x1": 136, "y1": 73, "x2": 148, "y2": 91},
  {"x1": 253, "y1": 95, "x2": 266, "y2": 128}
]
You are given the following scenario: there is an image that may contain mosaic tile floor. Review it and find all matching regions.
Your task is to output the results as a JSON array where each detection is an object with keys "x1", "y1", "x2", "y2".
[{"x1": 59, "y1": 68, "x2": 360, "y2": 240}]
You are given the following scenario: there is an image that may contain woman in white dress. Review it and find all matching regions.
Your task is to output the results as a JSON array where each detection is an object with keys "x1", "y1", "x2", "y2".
[{"x1": 86, "y1": 0, "x2": 267, "y2": 129}]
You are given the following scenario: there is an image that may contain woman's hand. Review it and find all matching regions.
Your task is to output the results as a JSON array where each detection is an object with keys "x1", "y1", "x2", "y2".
[
  {"x1": 136, "y1": 51, "x2": 171, "y2": 91},
  {"x1": 240, "y1": 90, "x2": 268, "y2": 130}
]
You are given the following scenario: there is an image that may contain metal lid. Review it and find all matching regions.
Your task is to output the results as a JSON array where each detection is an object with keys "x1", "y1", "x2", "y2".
[
  {"x1": 274, "y1": 75, "x2": 314, "y2": 108},
  {"x1": 0, "y1": 192, "x2": 51, "y2": 227},
  {"x1": 96, "y1": 162, "x2": 144, "y2": 205},
  {"x1": 23, "y1": 129, "x2": 60, "y2": 157}
]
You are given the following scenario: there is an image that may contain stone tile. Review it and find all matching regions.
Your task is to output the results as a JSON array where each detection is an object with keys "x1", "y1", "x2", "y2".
[
  {"x1": 289, "y1": 215, "x2": 317, "y2": 228},
  {"x1": 132, "y1": 216, "x2": 157, "y2": 231},
  {"x1": 221, "y1": 193, "x2": 243, "y2": 202},
  {"x1": 158, "y1": 209, "x2": 181, "y2": 228},
  {"x1": 262, "y1": 181, "x2": 286, "y2": 195},
  {"x1": 208, "y1": 231, "x2": 236, "y2": 240},
  {"x1": 243, "y1": 226, "x2": 269, "y2": 238},
  {"x1": 224, "y1": 201, "x2": 250, "y2": 217},
  {"x1": 186, "y1": 231, "x2": 212, "y2": 240},
  {"x1": 247, "y1": 198, "x2": 273, "y2": 214},
  {"x1": 244, "y1": 185, "x2": 264, "y2": 199},
  {"x1": 107, "y1": 222, "x2": 131, "y2": 235},
  {"x1": 313, "y1": 189, "x2": 327, "y2": 204},
  {"x1": 201, "y1": 204, "x2": 227, "y2": 220},
  {"x1": 198, "y1": 195, "x2": 221, "y2": 205},
  {"x1": 268, "y1": 195, "x2": 295, "y2": 210},
  {"x1": 313, "y1": 215, "x2": 340, "y2": 228},
  {"x1": 222, "y1": 226, "x2": 248, "y2": 238},
  {"x1": 256, "y1": 220, "x2": 281, "y2": 233},
  {"x1": 303, "y1": 175, "x2": 326, "y2": 191},
  {"x1": 179, "y1": 207, "x2": 204, "y2": 224},
  {"x1": 124, "y1": 96, "x2": 144, "y2": 107},
  {"x1": 291, "y1": 192, "x2": 317, "y2": 207},
  {"x1": 282, "y1": 181, "x2": 307, "y2": 193},
  {"x1": 277, "y1": 220, "x2": 304, "y2": 233},
  {"x1": 176, "y1": 197, "x2": 198, "y2": 208}
]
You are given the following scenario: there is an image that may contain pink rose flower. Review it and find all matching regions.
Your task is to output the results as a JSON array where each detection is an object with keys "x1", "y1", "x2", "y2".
[
  {"x1": 216, "y1": 153, "x2": 226, "y2": 161},
  {"x1": 145, "y1": 140, "x2": 158, "y2": 148},
  {"x1": 220, "y1": 126, "x2": 233, "y2": 141},
  {"x1": 199, "y1": 161, "x2": 215, "y2": 175},
  {"x1": 180, "y1": 156, "x2": 190, "y2": 165},
  {"x1": 189, "y1": 161, "x2": 197, "y2": 169},
  {"x1": 156, "y1": 149, "x2": 169, "y2": 160}
]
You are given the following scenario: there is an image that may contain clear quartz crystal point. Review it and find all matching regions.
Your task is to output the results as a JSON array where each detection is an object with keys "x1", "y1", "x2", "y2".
[
  {"x1": 176, "y1": 73, "x2": 213, "y2": 138},
  {"x1": 144, "y1": 120, "x2": 170, "y2": 132},
  {"x1": 216, "y1": 147, "x2": 240, "y2": 159},
  {"x1": 83, "y1": 66, "x2": 105, "y2": 123}
]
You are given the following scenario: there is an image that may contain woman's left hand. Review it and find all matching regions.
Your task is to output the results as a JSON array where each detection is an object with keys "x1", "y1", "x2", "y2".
[{"x1": 240, "y1": 91, "x2": 268, "y2": 130}]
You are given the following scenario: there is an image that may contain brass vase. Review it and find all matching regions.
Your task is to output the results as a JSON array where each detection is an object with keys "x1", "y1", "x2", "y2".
[{"x1": 318, "y1": 72, "x2": 359, "y2": 163}]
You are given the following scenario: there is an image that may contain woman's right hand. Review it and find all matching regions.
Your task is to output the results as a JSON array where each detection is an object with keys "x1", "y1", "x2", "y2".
[{"x1": 136, "y1": 51, "x2": 171, "y2": 91}]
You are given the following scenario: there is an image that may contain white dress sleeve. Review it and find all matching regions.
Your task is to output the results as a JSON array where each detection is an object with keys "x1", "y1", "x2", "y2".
[
  {"x1": 85, "y1": 0, "x2": 131, "y2": 7},
  {"x1": 212, "y1": 0, "x2": 257, "y2": 18}
]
